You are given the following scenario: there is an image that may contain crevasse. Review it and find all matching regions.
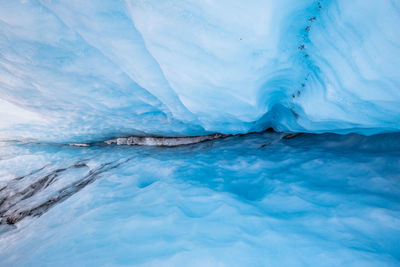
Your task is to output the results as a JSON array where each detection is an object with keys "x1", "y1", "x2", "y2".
[{"x1": 1, "y1": 1, "x2": 400, "y2": 266}]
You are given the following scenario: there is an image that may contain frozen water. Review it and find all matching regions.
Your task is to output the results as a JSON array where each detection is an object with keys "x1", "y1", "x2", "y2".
[
  {"x1": 0, "y1": 132, "x2": 400, "y2": 266},
  {"x1": 0, "y1": 0, "x2": 399, "y2": 142},
  {"x1": 0, "y1": 1, "x2": 400, "y2": 266}
]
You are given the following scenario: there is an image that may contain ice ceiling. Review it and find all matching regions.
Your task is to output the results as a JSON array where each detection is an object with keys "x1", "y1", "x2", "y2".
[{"x1": 1, "y1": 0, "x2": 400, "y2": 142}]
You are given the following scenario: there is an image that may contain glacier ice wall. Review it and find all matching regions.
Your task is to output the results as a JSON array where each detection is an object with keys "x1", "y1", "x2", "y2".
[
  {"x1": 0, "y1": 0, "x2": 400, "y2": 142},
  {"x1": 1, "y1": 132, "x2": 400, "y2": 266}
]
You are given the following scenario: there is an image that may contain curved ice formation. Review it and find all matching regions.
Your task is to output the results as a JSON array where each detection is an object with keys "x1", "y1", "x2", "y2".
[{"x1": 0, "y1": 0, "x2": 399, "y2": 142}]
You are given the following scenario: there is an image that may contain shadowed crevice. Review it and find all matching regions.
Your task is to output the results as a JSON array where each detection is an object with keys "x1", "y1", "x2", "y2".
[{"x1": 0, "y1": 159, "x2": 130, "y2": 233}]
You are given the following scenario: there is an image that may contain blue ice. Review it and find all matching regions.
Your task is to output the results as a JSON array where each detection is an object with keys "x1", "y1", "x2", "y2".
[
  {"x1": 0, "y1": 0, "x2": 400, "y2": 142},
  {"x1": 1, "y1": 132, "x2": 400, "y2": 266},
  {"x1": 0, "y1": 0, "x2": 400, "y2": 266}
]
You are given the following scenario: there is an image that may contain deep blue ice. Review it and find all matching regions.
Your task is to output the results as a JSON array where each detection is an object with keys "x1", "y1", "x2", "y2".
[{"x1": 1, "y1": 132, "x2": 399, "y2": 266}]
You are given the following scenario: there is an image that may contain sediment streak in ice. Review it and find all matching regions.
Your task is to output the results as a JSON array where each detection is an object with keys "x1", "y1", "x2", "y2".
[{"x1": 104, "y1": 133, "x2": 228, "y2": 146}]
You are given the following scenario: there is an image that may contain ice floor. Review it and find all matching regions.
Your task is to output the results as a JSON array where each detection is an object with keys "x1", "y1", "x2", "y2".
[{"x1": 0, "y1": 132, "x2": 399, "y2": 266}]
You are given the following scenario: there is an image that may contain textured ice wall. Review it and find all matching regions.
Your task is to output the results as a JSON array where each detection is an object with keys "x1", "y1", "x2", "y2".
[
  {"x1": 0, "y1": 132, "x2": 400, "y2": 266},
  {"x1": 0, "y1": 0, "x2": 399, "y2": 142},
  {"x1": 292, "y1": 0, "x2": 400, "y2": 134}
]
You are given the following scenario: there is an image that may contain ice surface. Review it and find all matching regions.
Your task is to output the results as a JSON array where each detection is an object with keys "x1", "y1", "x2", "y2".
[
  {"x1": 0, "y1": 1, "x2": 400, "y2": 266},
  {"x1": 0, "y1": 0, "x2": 399, "y2": 142},
  {"x1": 0, "y1": 132, "x2": 400, "y2": 266}
]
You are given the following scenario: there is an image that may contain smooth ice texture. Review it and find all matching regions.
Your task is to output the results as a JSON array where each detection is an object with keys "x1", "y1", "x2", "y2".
[
  {"x1": 1, "y1": 0, "x2": 400, "y2": 142},
  {"x1": 0, "y1": 132, "x2": 400, "y2": 266}
]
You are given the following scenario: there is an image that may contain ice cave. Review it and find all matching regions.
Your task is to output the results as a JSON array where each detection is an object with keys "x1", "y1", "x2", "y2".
[{"x1": 0, "y1": 0, "x2": 400, "y2": 266}]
